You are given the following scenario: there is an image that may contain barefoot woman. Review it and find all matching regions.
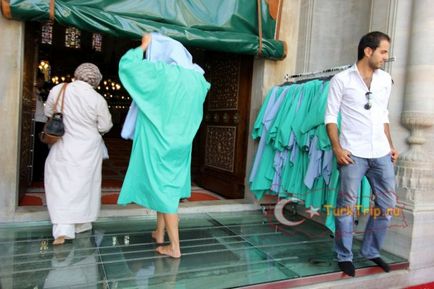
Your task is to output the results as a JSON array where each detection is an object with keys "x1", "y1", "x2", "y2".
[{"x1": 117, "y1": 34, "x2": 210, "y2": 258}]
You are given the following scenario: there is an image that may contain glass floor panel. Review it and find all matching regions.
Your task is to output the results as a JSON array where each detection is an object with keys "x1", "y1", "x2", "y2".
[{"x1": 0, "y1": 210, "x2": 407, "y2": 289}]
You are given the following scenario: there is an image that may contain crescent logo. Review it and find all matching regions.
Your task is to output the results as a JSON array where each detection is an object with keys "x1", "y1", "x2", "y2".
[{"x1": 274, "y1": 198, "x2": 305, "y2": 227}]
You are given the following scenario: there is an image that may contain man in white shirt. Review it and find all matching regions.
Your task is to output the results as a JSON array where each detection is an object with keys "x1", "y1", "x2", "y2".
[{"x1": 325, "y1": 31, "x2": 398, "y2": 277}]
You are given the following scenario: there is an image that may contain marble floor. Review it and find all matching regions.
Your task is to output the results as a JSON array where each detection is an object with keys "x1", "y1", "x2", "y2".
[{"x1": 0, "y1": 210, "x2": 407, "y2": 289}]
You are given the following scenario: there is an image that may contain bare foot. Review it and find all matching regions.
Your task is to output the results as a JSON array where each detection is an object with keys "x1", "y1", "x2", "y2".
[
  {"x1": 156, "y1": 245, "x2": 181, "y2": 258},
  {"x1": 152, "y1": 230, "x2": 165, "y2": 244},
  {"x1": 53, "y1": 236, "x2": 65, "y2": 245}
]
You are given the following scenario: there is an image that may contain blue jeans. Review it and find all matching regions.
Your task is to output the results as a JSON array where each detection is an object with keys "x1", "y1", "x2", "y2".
[{"x1": 335, "y1": 154, "x2": 396, "y2": 262}]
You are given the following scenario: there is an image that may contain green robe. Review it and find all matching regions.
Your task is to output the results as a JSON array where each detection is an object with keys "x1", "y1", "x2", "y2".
[{"x1": 117, "y1": 47, "x2": 210, "y2": 213}]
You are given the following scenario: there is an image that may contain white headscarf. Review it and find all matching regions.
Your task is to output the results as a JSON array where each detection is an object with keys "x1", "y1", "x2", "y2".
[{"x1": 74, "y1": 63, "x2": 103, "y2": 88}]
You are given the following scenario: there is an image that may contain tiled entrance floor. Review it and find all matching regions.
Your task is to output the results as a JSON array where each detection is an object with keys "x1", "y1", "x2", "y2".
[{"x1": 0, "y1": 210, "x2": 407, "y2": 289}]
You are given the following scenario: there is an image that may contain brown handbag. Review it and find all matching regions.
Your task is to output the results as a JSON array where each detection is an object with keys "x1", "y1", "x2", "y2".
[{"x1": 39, "y1": 83, "x2": 68, "y2": 144}]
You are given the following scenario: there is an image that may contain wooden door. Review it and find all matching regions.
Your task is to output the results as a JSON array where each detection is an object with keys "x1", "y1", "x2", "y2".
[
  {"x1": 19, "y1": 23, "x2": 39, "y2": 200},
  {"x1": 193, "y1": 52, "x2": 253, "y2": 199}
]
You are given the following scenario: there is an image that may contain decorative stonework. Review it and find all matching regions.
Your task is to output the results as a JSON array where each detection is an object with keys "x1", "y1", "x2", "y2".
[
  {"x1": 395, "y1": 0, "x2": 434, "y2": 213},
  {"x1": 396, "y1": 111, "x2": 434, "y2": 209},
  {"x1": 204, "y1": 126, "x2": 236, "y2": 172},
  {"x1": 399, "y1": 111, "x2": 434, "y2": 161},
  {"x1": 401, "y1": 111, "x2": 434, "y2": 161},
  {"x1": 396, "y1": 161, "x2": 434, "y2": 206}
]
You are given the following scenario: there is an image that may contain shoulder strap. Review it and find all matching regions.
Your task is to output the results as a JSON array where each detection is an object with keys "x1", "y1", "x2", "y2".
[{"x1": 53, "y1": 83, "x2": 68, "y2": 113}]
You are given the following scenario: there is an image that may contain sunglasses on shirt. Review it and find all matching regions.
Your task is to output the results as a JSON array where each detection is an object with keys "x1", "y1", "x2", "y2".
[{"x1": 364, "y1": 91, "x2": 372, "y2": 110}]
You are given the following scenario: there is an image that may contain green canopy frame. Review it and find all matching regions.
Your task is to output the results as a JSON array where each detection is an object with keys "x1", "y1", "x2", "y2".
[{"x1": 1, "y1": 0, "x2": 286, "y2": 59}]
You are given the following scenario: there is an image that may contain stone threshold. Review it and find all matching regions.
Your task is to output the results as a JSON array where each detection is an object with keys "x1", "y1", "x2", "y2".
[{"x1": 1, "y1": 199, "x2": 260, "y2": 224}]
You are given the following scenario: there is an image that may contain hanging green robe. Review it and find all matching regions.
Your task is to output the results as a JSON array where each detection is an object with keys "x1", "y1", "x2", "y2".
[{"x1": 117, "y1": 47, "x2": 210, "y2": 213}]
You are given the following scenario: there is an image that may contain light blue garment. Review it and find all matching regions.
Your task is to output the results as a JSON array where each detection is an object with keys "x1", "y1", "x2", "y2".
[
  {"x1": 249, "y1": 87, "x2": 287, "y2": 184},
  {"x1": 322, "y1": 149, "x2": 333, "y2": 185},
  {"x1": 121, "y1": 33, "x2": 204, "y2": 139},
  {"x1": 252, "y1": 88, "x2": 277, "y2": 140},
  {"x1": 147, "y1": 33, "x2": 204, "y2": 74},
  {"x1": 334, "y1": 154, "x2": 396, "y2": 262},
  {"x1": 121, "y1": 103, "x2": 139, "y2": 139},
  {"x1": 304, "y1": 136, "x2": 322, "y2": 189},
  {"x1": 270, "y1": 127, "x2": 295, "y2": 194},
  {"x1": 287, "y1": 132, "x2": 296, "y2": 163},
  {"x1": 268, "y1": 85, "x2": 300, "y2": 152},
  {"x1": 271, "y1": 150, "x2": 289, "y2": 193},
  {"x1": 249, "y1": 86, "x2": 290, "y2": 198}
]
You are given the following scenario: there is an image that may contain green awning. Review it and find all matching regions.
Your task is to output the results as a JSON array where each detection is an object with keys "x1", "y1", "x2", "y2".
[{"x1": 1, "y1": 0, "x2": 286, "y2": 60}]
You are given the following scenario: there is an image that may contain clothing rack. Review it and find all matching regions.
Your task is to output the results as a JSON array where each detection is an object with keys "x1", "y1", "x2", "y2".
[
  {"x1": 283, "y1": 57, "x2": 396, "y2": 82},
  {"x1": 283, "y1": 64, "x2": 351, "y2": 82}
]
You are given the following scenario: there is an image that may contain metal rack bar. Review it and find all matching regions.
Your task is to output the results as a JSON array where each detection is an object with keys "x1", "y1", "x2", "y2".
[{"x1": 283, "y1": 57, "x2": 396, "y2": 82}]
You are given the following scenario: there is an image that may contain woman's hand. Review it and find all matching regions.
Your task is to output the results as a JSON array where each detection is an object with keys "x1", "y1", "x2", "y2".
[{"x1": 140, "y1": 34, "x2": 152, "y2": 51}]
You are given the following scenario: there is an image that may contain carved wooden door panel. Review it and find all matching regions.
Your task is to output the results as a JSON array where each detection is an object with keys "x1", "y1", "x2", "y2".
[{"x1": 194, "y1": 52, "x2": 253, "y2": 199}]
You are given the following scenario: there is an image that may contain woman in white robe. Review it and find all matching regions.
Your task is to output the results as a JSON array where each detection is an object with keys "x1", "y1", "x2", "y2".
[{"x1": 44, "y1": 63, "x2": 112, "y2": 245}]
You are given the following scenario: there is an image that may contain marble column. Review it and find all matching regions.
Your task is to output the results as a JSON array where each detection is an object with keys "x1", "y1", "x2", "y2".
[
  {"x1": 396, "y1": 0, "x2": 434, "y2": 210},
  {"x1": 392, "y1": 0, "x2": 434, "y2": 282}
]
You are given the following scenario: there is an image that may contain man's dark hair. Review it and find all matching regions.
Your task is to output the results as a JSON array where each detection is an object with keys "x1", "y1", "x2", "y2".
[{"x1": 357, "y1": 31, "x2": 391, "y2": 61}]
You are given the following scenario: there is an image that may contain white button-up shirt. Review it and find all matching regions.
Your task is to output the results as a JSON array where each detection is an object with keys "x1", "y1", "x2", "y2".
[{"x1": 325, "y1": 64, "x2": 392, "y2": 158}]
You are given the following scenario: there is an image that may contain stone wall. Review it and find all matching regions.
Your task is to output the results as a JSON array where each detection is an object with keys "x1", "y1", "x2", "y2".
[{"x1": 0, "y1": 16, "x2": 24, "y2": 222}]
